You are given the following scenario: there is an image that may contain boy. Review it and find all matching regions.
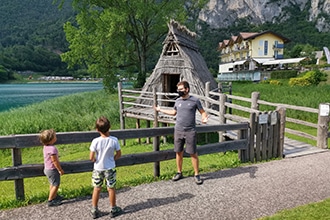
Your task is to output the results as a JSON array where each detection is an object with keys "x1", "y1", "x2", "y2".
[
  {"x1": 89, "y1": 116, "x2": 122, "y2": 219},
  {"x1": 40, "y1": 129, "x2": 64, "y2": 207}
]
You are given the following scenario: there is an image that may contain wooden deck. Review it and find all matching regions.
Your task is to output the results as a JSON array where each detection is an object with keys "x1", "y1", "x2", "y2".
[{"x1": 283, "y1": 137, "x2": 328, "y2": 158}]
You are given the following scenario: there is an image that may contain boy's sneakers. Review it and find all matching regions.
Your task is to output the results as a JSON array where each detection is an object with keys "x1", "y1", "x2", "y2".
[
  {"x1": 110, "y1": 206, "x2": 123, "y2": 218},
  {"x1": 194, "y1": 175, "x2": 203, "y2": 185},
  {"x1": 47, "y1": 199, "x2": 62, "y2": 207},
  {"x1": 54, "y1": 195, "x2": 63, "y2": 201},
  {"x1": 90, "y1": 208, "x2": 101, "y2": 219},
  {"x1": 172, "y1": 172, "x2": 183, "y2": 181}
]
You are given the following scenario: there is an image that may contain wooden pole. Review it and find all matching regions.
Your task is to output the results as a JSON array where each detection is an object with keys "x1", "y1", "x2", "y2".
[
  {"x1": 146, "y1": 120, "x2": 150, "y2": 144},
  {"x1": 204, "y1": 82, "x2": 210, "y2": 143},
  {"x1": 153, "y1": 87, "x2": 160, "y2": 177},
  {"x1": 228, "y1": 82, "x2": 232, "y2": 114},
  {"x1": 117, "y1": 82, "x2": 126, "y2": 146},
  {"x1": 219, "y1": 93, "x2": 227, "y2": 142},
  {"x1": 276, "y1": 106, "x2": 286, "y2": 158},
  {"x1": 249, "y1": 112, "x2": 256, "y2": 162},
  {"x1": 251, "y1": 92, "x2": 260, "y2": 110},
  {"x1": 317, "y1": 103, "x2": 329, "y2": 149},
  {"x1": 205, "y1": 82, "x2": 210, "y2": 109},
  {"x1": 136, "y1": 119, "x2": 141, "y2": 144},
  {"x1": 12, "y1": 148, "x2": 25, "y2": 200}
]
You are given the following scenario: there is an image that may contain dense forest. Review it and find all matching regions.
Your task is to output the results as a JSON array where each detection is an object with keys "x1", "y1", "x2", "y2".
[
  {"x1": 0, "y1": 0, "x2": 329, "y2": 82},
  {"x1": 0, "y1": 0, "x2": 75, "y2": 81}
]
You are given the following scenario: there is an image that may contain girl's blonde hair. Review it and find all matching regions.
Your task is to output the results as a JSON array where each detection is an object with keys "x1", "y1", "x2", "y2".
[{"x1": 39, "y1": 129, "x2": 56, "y2": 145}]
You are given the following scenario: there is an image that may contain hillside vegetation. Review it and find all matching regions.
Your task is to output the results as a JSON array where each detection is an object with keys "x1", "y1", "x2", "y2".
[{"x1": 1, "y1": 0, "x2": 330, "y2": 82}]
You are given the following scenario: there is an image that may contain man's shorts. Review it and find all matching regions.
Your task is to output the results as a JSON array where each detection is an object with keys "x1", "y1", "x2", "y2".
[
  {"x1": 174, "y1": 130, "x2": 197, "y2": 154},
  {"x1": 92, "y1": 168, "x2": 117, "y2": 188},
  {"x1": 44, "y1": 169, "x2": 61, "y2": 187}
]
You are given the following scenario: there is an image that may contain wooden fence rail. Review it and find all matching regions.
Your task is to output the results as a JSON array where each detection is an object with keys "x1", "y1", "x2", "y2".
[{"x1": 0, "y1": 123, "x2": 248, "y2": 200}]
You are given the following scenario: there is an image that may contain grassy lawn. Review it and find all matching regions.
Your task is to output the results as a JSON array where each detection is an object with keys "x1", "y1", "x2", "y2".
[{"x1": 0, "y1": 80, "x2": 330, "y2": 219}]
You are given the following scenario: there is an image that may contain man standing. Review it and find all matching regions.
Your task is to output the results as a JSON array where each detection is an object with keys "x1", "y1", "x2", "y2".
[{"x1": 155, "y1": 81, "x2": 208, "y2": 185}]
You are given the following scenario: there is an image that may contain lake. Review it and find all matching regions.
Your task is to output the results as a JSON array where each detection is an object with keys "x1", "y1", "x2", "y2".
[{"x1": 0, "y1": 83, "x2": 103, "y2": 112}]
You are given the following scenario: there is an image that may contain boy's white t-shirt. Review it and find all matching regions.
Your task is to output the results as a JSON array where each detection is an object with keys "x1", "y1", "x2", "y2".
[{"x1": 90, "y1": 136, "x2": 120, "y2": 171}]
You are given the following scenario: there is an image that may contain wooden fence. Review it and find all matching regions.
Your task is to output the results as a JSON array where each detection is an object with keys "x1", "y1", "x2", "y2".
[
  {"x1": 118, "y1": 82, "x2": 286, "y2": 161},
  {"x1": 118, "y1": 81, "x2": 329, "y2": 150},
  {"x1": 0, "y1": 123, "x2": 248, "y2": 201}
]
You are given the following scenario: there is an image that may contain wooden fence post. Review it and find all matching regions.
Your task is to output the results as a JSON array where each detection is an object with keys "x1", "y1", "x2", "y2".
[
  {"x1": 251, "y1": 92, "x2": 260, "y2": 110},
  {"x1": 218, "y1": 82, "x2": 223, "y2": 93},
  {"x1": 204, "y1": 82, "x2": 210, "y2": 143},
  {"x1": 153, "y1": 87, "x2": 160, "y2": 177},
  {"x1": 219, "y1": 93, "x2": 227, "y2": 142},
  {"x1": 205, "y1": 82, "x2": 210, "y2": 109},
  {"x1": 117, "y1": 82, "x2": 126, "y2": 146},
  {"x1": 249, "y1": 112, "x2": 256, "y2": 162},
  {"x1": 276, "y1": 106, "x2": 286, "y2": 158},
  {"x1": 238, "y1": 126, "x2": 248, "y2": 162},
  {"x1": 12, "y1": 148, "x2": 25, "y2": 200},
  {"x1": 317, "y1": 103, "x2": 330, "y2": 149},
  {"x1": 228, "y1": 82, "x2": 232, "y2": 114}
]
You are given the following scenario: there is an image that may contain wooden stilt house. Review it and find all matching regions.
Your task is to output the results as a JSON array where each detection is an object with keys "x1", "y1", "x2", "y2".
[
  {"x1": 118, "y1": 20, "x2": 219, "y2": 130},
  {"x1": 139, "y1": 19, "x2": 218, "y2": 107}
]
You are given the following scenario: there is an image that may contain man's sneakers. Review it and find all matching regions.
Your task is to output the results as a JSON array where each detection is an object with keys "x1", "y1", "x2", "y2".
[
  {"x1": 90, "y1": 208, "x2": 101, "y2": 219},
  {"x1": 110, "y1": 206, "x2": 123, "y2": 218},
  {"x1": 172, "y1": 172, "x2": 203, "y2": 185},
  {"x1": 194, "y1": 175, "x2": 203, "y2": 185},
  {"x1": 172, "y1": 172, "x2": 183, "y2": 181}
]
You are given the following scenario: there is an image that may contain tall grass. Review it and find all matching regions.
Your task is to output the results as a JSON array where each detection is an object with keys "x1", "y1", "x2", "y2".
[
  {"x1": 0, "y1": 90, "x2": 122, "y2": 135},
  {"x1": 0, "y1": 90, "x2": 240, "y2": 210}
]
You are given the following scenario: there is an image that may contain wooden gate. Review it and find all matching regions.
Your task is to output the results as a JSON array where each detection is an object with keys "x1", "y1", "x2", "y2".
[{"x1": 240, "y1": 107, "x2": 286, "y2": 163}]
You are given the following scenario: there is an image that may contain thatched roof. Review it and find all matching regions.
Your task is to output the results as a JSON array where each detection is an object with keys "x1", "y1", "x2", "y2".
[{"x1": 140, "y1": 20, "x2": 218, "y2": 102}]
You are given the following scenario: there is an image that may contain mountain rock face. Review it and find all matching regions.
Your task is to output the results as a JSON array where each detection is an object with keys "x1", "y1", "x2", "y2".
[{"x1": 199, "y1": 0, "x2": 330, "y2": 32}]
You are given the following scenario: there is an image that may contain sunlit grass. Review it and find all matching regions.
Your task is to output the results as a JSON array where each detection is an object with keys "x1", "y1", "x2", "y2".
[
  {"x1": 258, "y1": 198, "x2": 330, "y2": 220},
  {"x1": 1, "y1": 81, "x2": 330, "y2": 215}
]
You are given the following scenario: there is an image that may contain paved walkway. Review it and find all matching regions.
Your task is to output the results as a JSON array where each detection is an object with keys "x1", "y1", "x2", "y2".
[{"x1": 1, "y1": 139, "x2": 329, "y2": 220}]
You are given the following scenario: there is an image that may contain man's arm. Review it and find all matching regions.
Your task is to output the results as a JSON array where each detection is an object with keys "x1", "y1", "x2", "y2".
[
  {"x1": 199, "y1": 109, "x2": 209, "y2": 124},
  {"x1": 154, "y1": 106, "x2": 177, "y2": 116}
]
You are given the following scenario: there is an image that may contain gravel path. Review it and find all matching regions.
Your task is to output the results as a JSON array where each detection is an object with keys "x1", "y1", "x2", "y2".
[{"x1": 1, "y1": 150, "x2": 330, "y2": 220}]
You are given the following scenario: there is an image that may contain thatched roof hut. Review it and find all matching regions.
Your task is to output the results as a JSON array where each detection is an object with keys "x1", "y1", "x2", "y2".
[{"x1": 140, "y1": 20, "x2": 218, "y2": 106}]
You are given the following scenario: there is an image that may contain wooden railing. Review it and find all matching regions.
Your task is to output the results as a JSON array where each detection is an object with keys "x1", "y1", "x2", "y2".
[
  {"x1": 0, "y1": 124, "x2": 249, "y2": 200},
  {"x1": 118, "y1": 82, "x2": 286, "y2": 162},
  {"x1": 118, "y1": 82, "x2": 329, "y2": 149}
]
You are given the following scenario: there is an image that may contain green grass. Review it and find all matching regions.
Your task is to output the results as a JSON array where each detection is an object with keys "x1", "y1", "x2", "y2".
[
  {"x1": 1, "y1": 81, "x2": 330, "y2": 218},
  {"x1": 0, "y1": 91, "x2": 241, "y2": 209},
  {"x1": 258, "y1": 199, "x2": 330, "y2": 220}
]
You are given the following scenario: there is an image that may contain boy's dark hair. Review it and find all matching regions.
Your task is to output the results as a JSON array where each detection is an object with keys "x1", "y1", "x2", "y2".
[
  {"x1": 177, "y1": 81, "x2": 190, "y2": 90},
  {"x1": 96, "y1": 116, "x2": 111, "y2": 134}
]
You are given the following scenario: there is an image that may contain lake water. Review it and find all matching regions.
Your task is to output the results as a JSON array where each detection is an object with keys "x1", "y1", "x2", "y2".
[{"x1": 0, "y1": 83, "x2": 103, "y2": 112}]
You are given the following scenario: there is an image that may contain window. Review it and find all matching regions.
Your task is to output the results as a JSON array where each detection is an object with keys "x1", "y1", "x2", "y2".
[{"x1": 264, "y1": 40, "x2": 268, "y2": 55}]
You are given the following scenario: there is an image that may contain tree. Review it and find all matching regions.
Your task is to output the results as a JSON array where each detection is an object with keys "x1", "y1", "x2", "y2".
[{"x1": 59, "y1": 0, "x2": 206, "y2": 91}]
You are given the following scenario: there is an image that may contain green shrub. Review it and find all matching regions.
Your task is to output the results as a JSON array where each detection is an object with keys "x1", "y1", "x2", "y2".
[
  {"x1": 289, "y1": 70, "x2": 326, "y2": 86},
  {"x1": 289, "y1": 77, "x2": 311, "y2": 86},
  {"x1": 269, "y1": 80, "x2": 282, "y2": 85}
]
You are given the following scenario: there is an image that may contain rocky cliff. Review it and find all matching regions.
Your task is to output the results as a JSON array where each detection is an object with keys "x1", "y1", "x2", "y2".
[{"x1": 199, "y1": 0, "x2": 330, "y2": 32}]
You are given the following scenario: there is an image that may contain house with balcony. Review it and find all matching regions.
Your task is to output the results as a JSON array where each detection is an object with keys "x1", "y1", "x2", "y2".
[{"x1": 217, "y1": 31, "x2": 305, "y2": 81}]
